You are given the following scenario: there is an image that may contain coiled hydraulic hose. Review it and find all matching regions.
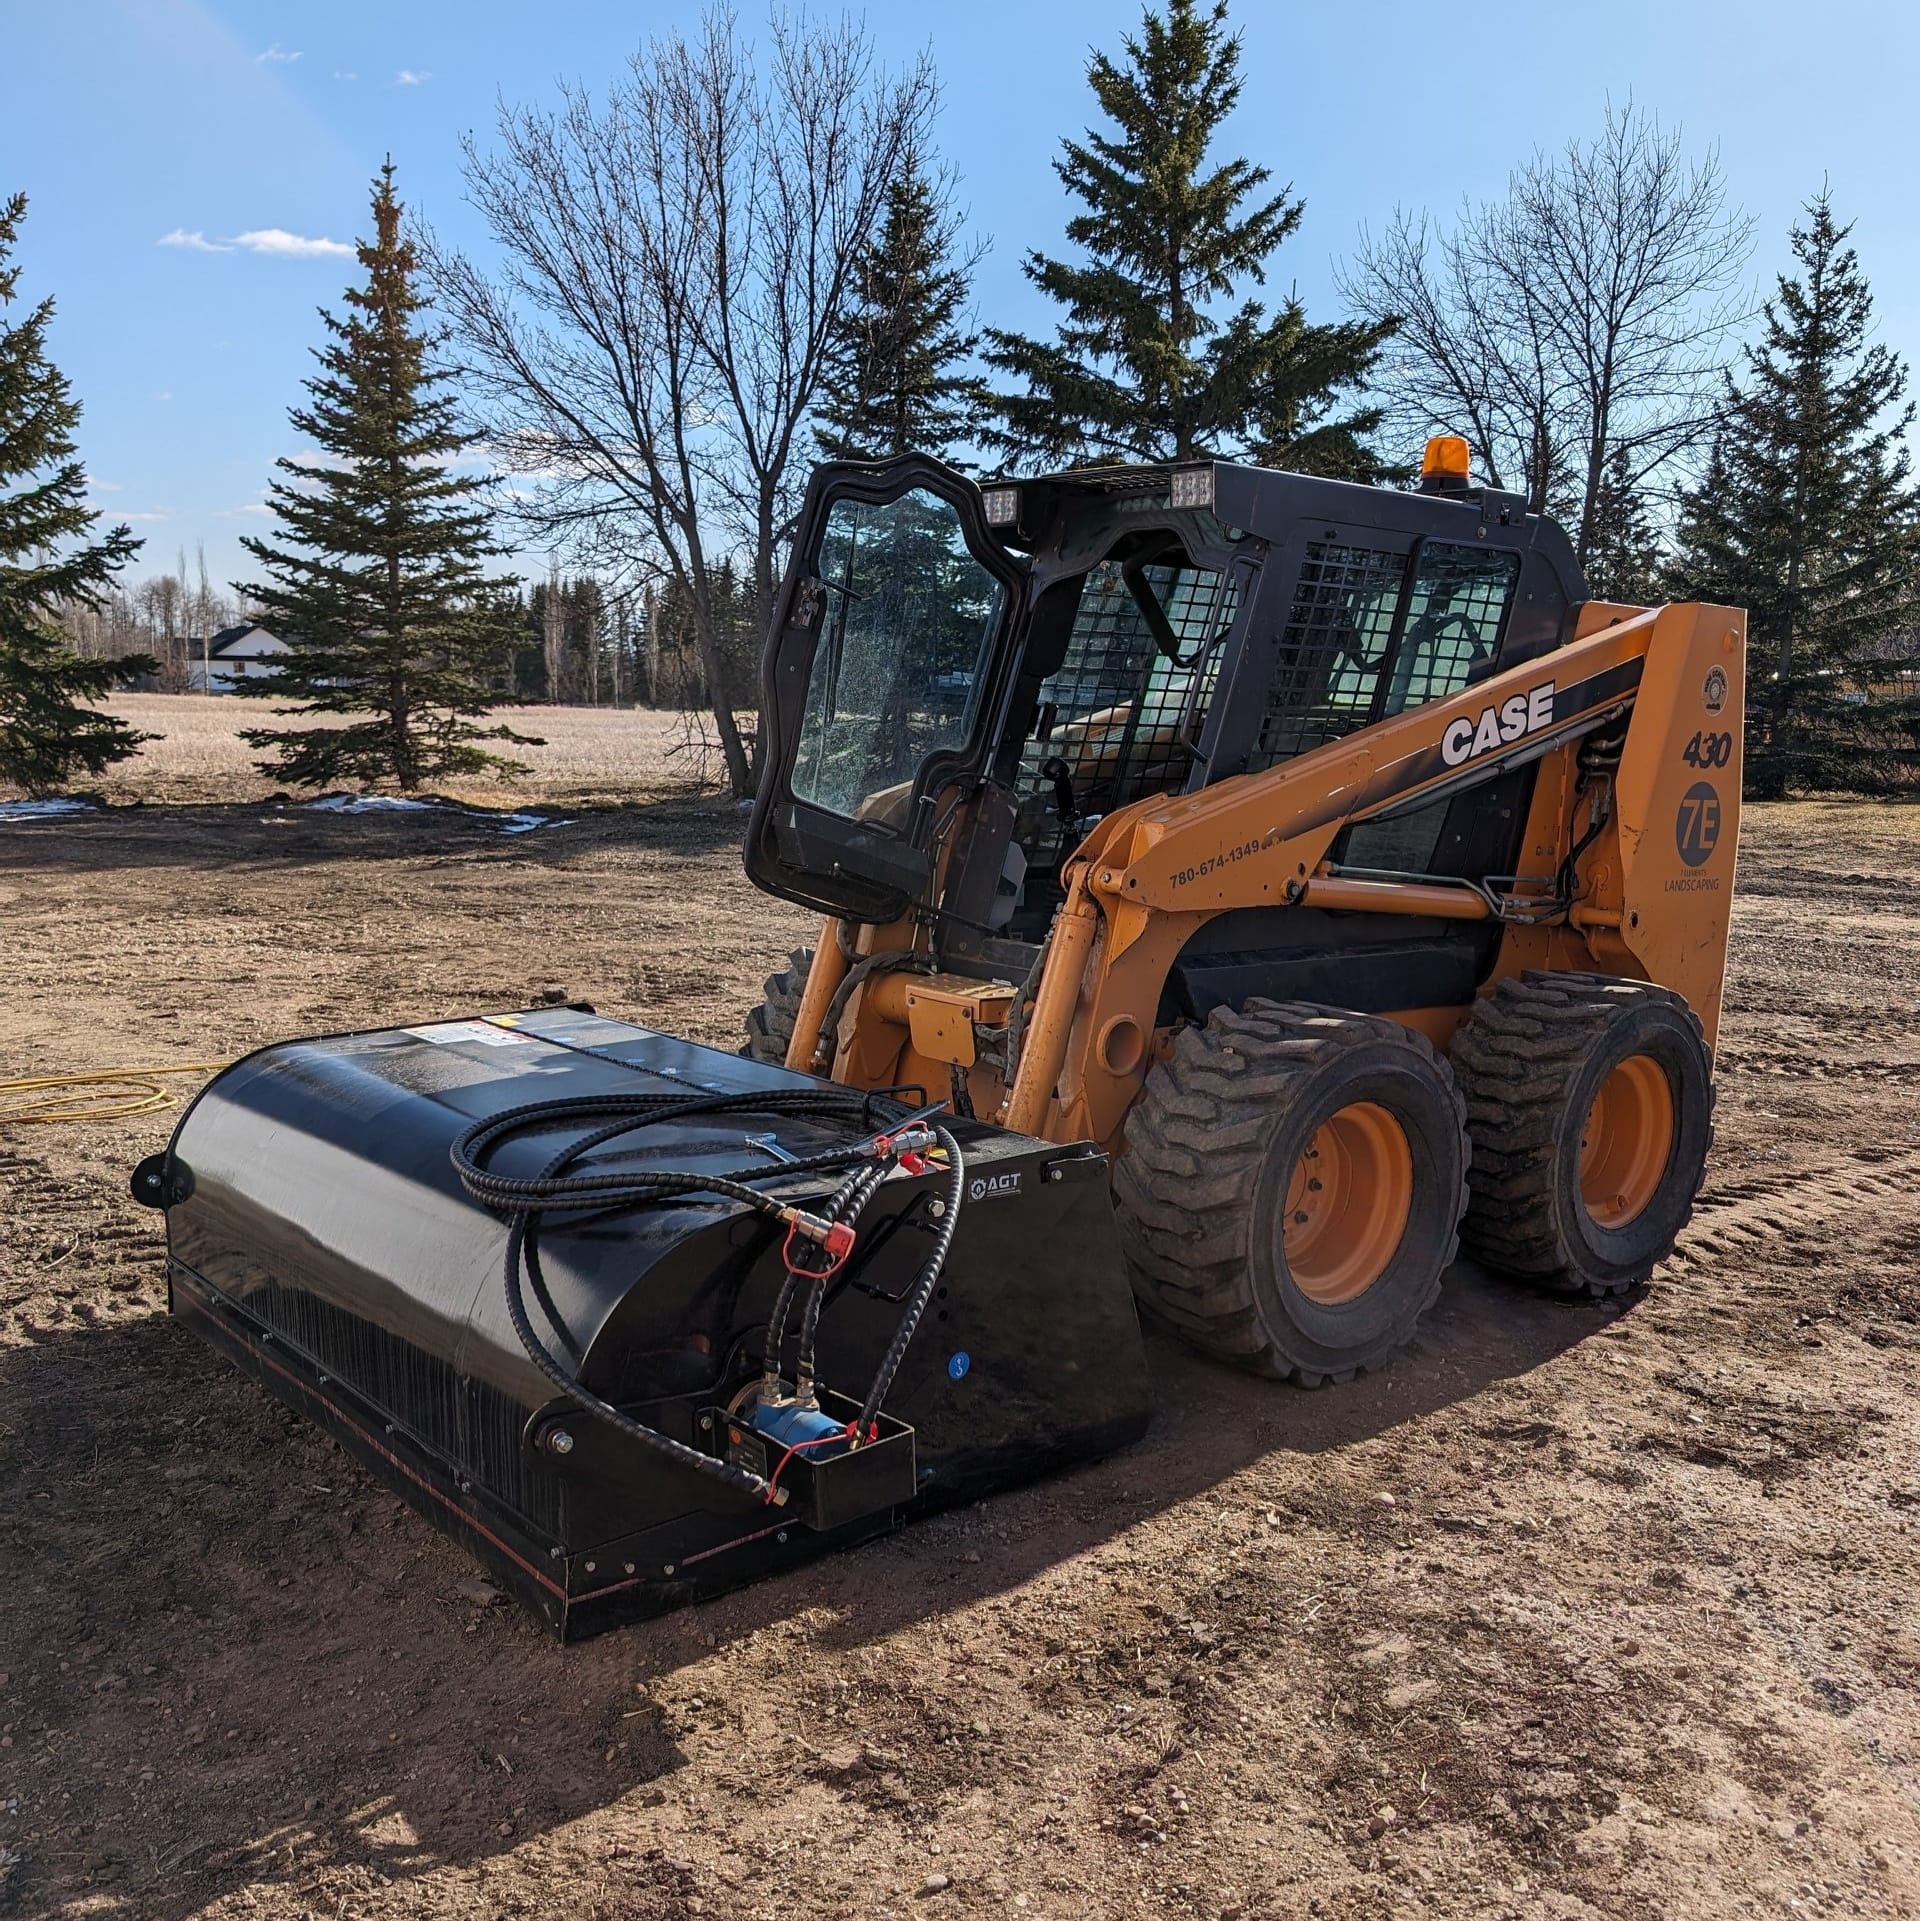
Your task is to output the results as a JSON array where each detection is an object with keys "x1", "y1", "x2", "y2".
[
  {"x1": 450, "y1": 1088, "x2": 959, "y2": 1505},
  {"x1": 859, "y1": 1124, "x2": 964, "y2": 1435},
  {"x1": 786, "y1": 1156, "x2": 891, "y2": 1405}
]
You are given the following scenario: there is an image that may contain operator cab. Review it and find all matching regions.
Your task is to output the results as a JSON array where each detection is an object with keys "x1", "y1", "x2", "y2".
[{"x1": 748, "y1": 450, "x2": 1588, "y2": 999}]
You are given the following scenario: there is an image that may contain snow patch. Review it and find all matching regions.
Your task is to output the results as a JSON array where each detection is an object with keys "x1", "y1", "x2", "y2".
[
  {"x1": 302, "y1": 792, "x2": 573, "y2": 834},
  {"x1": 0, "y1": 798, "x2": 97, "y2": 822},
  {"x1": 305, "y1": 793, "x2": 438, "y2": 815}
]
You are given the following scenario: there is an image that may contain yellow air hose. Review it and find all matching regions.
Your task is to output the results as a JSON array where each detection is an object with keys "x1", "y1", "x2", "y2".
[{"x1": 0, "y1": 1062, "x2": 233, "y2": 1126}]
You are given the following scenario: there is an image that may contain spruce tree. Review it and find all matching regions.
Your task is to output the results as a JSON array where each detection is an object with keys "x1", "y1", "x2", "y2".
[
  {"x1": 983, "y1": 0, "x2": 1393, "y2": 474},
  {"x1": 1583, "y1": 446, "x2": 1665, "y2": 606},
  {"x1": 1667, "y1": 194, "x2": 1920, "y2": 796},
  {"x1": 814, "y1": 151, "x2": 989, "y2": 464},
  {"x1": 234, "y1": 162, "x2": 532, "y2": 790},
  {"x1": 0, "y1": 193, "x2": 152, "y2": 794}
]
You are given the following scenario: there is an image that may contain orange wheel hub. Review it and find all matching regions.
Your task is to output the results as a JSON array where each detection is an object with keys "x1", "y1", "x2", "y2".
[
  {"x1": 1579, "y1": 1054, "x2": 1675, "y2": 1230},
  {"x1": 1282, "y1": 1101, "x2": 1413, "y2": 1305}
]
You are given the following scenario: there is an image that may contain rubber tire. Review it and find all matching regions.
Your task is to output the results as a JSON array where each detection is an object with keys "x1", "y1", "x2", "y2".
[
  {"x1": 1451, "y1": 972, "x2": 1713, "y2": 1297},
  {"x1": 741, "y1": 948, "x2": 815, "y2": 1065},
  {"x1": 1113, "y1": 999, "x2": 1471, "y2": 1385}
]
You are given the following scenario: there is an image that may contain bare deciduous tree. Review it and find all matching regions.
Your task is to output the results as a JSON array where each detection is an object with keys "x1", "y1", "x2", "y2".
[
  {"x1": 57, "y1": 556, "x2": 242, "y2": 685},
  {"x1": 1343, "y1": 104, "x2": 1752, "y2": 563},
  {"x1": 429, "y1": 8, "x2": 935, "y2": 796}
]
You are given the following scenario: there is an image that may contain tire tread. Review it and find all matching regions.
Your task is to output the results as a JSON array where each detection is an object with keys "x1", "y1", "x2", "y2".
[
  {"x1": 1113, "y1": 999, "x2": 1468, "y2": 1385},
  {"x1": 1453, "y1": 970, "x2": 1712, "y2": 1296}
]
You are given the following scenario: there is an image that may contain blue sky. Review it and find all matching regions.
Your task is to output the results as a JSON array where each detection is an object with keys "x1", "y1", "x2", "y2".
[{"x1": 6, "y1": 0, "x2": 1919, "y2": 593}]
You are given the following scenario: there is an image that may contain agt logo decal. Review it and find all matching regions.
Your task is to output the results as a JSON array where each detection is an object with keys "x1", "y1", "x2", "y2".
[
  {"x1": 1440, "y1": 682, "x2": 1557, "y2": 768},
  {"x1": 968, "y1": 1171, "x2": 1023, "y2": 1202}
]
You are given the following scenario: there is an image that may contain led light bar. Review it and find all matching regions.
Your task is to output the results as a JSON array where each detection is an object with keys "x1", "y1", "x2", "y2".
[
  {"x1": 980, "y1": 486, "x2": 1021, "y2": 527},
  {"x1": 1168, "y1": 465, "x2": 1214, "y2": 511}
]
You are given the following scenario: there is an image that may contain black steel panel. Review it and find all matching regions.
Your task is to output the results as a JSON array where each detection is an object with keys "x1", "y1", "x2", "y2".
[{"x1": 155, "y1": 1009, "x2": 1152, "y2": 1636}]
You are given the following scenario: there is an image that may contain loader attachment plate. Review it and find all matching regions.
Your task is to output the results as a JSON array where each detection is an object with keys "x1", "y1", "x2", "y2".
[{"x1": 146, "y1": 1007, "x2": 1151, "y2": 1638}]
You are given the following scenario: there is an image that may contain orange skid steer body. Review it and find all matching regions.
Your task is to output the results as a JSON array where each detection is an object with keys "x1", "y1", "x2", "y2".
[
  {"x1": 784, "y1": 595, "x2": 1741, "y2": 1143},
  {"x1": 745, "y1": 445, "x2": 1743, "y2": 1384}
]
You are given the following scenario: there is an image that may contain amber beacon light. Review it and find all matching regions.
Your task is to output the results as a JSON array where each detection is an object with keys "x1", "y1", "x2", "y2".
[{"x1": 1420, "y1": 434, "x2": 1472, "y2": 493}]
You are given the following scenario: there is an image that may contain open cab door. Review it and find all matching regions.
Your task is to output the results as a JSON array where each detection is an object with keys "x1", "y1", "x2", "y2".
[{"x1": 746, "y1": 455, "x2": 1027, "y2": 925}]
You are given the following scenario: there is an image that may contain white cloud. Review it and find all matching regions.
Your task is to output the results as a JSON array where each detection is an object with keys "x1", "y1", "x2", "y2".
[
  {"x1": 256, "y1": 43, "x2": 302, "y2": 63},
  {"x1": 233, "y1": 229, "x2": 355, "y2": 259},
  {"x1": 394, "y1": 69, "x2": 431, "y2": 85},
  {"x1": 333, "y1": 69, "x2": 357, "y2": 80},
  {"x1": 159, "y1": 228, "x2": 232, "y2": 253},
  {"x1": 217, "y1": 503, "x2": 275, "y2": 518},
  {"x1": 152, "y1": 391, "x2": 174, "y2": 402},
  {"x1": 119, "y1": 511, "x2": 172, "y2": 523},
  {"x1": 85, "y1": 475, "x2": 123, "y2": 492}
]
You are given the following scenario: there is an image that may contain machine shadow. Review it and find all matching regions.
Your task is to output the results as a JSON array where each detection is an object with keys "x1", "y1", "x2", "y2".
[
  {"x1": 678, "y1": 1256, "x2": 1615, "y2": 1661},
  {"x1": 3, "y1": 1260, "x2": 1606, "y2": 1905},
  {"x1": 0, "y1": 1259, "x2": 1605, "y2": 1918},
  {"x1": 0, "y1": 1310, "x2": 699, "y2": 1921}
]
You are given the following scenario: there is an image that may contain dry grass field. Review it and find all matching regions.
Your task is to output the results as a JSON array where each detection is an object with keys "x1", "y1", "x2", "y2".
[
  {"x1": 3, "y1": 710, "x2": 1919, "y2": 1921},
  {"x1": 75, "y1": 695, "x2": 725, "y2": 809}
]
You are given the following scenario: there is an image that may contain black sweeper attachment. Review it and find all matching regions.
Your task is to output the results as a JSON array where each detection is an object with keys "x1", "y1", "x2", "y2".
[{"x1": 133, "y1": 1007, "x2": 1151, "y2": 1638}]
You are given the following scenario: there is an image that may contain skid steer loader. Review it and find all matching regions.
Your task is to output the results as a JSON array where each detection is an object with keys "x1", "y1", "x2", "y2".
[{"x1": 136, "y1": 438, "x2": 1743, "y2": 1637}]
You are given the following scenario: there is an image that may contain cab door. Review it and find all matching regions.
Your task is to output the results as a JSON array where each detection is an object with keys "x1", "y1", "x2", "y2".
[{"x1": 746, "y1": 456, "x2": 1027, "y2": 924}]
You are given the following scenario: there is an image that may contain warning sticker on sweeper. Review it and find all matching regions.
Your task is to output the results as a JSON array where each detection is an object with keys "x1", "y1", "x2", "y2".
[{"x1": 402, "y1": 1020, "x2": 534, "y2": 1047}]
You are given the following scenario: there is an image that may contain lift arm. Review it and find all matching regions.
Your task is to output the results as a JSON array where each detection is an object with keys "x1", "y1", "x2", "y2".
[{"x1": 1004, "y1": 601, "x2": 1745, "y2": 1146}]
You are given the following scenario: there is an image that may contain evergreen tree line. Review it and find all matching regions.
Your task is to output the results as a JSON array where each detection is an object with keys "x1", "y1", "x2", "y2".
[{"x1": 2, "y1": 0, "x2": 1916, "y2": 796}]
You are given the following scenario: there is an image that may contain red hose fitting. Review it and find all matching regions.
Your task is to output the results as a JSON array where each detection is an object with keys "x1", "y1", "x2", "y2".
[
  {"x1": 868, "y1": 1122, "x2": 936, "y2": 1161},
  {"x1": 779, "y1": 1207, "x2": 857, "y2": 1266}
]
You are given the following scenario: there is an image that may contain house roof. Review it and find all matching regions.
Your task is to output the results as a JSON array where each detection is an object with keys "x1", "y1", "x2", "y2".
[{"x1": 206, "y1": 623, "x2": 280, "y2": 657}]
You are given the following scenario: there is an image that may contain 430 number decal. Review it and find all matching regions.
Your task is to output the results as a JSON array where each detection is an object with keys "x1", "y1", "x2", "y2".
[{"x1": 1683, "y1": 730, "x2": 1734, "y2": 769}]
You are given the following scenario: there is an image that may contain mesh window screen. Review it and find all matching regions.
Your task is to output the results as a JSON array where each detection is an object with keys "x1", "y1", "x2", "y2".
[
  {"x1": 1248, "y1": 542, "x2": 1407, "y2": 771},
  {"x1": 1382, "y1": 543, "x2": 1520, "y2": 716},
  {"x1": 1016, "y1": 563, "x2": 1237, "y2": 816}
]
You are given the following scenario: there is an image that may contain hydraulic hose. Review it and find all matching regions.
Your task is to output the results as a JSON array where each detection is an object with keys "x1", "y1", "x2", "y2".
[
  {"x1": 858, "y1": 1124, "x2": 965, "y2": 1434},
  {"x1": 497, "y1": 1207, "x2": 771, "y2": 1501},
  {"x1": 763, "y1": 1152, "x2": 890, "y2": 1397},
  {"x1": 794, "y1": 1157, "x2": 892, "y2": 1403},
  {"x1": 450, "y1": 1087, "x2": 958, "y2": 1505}
]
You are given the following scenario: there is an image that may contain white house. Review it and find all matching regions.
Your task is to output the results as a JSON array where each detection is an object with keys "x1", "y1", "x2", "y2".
[{"x1": 186, "y1": 623, "x2": 288, "y2": 694}]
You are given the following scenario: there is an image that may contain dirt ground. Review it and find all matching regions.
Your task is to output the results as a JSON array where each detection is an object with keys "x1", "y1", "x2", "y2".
[{"x1": 3, "y1": 739, "x2": 1919, "y2": 1920}]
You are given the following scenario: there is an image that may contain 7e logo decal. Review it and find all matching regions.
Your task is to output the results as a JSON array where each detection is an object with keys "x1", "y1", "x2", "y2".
[
  {"x1": 1683, "y1": 730, "x2": 1734, "y2": 769},
  {"x1": 1675, "y1": 781, "x2": 1722, "y2": 868}
]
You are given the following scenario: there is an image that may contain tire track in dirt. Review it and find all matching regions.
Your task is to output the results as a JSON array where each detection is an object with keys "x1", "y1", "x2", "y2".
[
  {"x1": 0, "y1": 1148, "x2": 78, "y2": 1259},
  {"x1": 1674, "y1": 1149, "x2": 1920, "y2": 1269}
]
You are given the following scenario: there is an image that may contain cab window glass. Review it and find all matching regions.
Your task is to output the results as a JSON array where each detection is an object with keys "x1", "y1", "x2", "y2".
[{"x1": 792, "y1": 489, "x2": 1005, "y2": 822}]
